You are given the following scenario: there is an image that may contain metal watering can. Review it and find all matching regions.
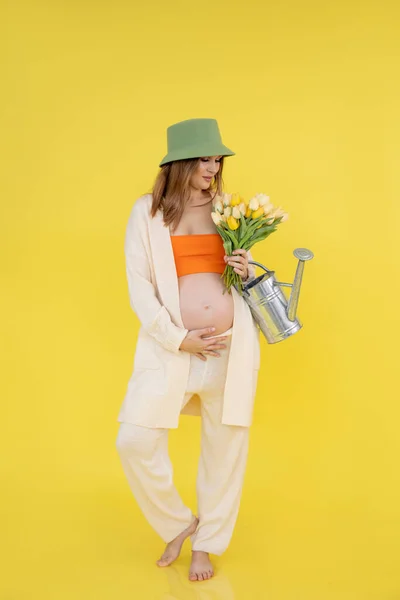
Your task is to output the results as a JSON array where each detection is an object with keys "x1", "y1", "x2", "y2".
[{"x1": 242, "y1": 248, "x2": 314, "y2": 344}]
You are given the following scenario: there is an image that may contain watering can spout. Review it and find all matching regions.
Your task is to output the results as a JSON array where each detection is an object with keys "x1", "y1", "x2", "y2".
[{"x1": 273, "y1": 248, "x2": 314, "y2": 322}]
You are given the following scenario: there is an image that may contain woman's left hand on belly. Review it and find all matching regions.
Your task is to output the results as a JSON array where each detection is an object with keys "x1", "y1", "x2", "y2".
[{"x1": 224, "y1": 249, "x2": 248, "y2": 279}]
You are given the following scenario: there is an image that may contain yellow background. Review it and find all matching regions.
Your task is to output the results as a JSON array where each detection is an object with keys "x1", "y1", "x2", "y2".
[{"x1": 1, "y1": 0, "x2": 400, "y2": 598}]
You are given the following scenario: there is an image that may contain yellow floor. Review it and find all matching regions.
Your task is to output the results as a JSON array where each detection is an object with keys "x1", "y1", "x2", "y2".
[{"x1": 4, "y1": 414, "x2": 399, "y2": 600}]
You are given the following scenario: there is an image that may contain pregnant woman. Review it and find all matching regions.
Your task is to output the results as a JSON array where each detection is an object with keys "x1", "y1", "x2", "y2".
[{"x1": 116, "y1": 118, "x2": 260, "y2": 582}]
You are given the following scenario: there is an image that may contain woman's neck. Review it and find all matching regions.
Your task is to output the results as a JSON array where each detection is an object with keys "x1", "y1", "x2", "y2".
[{"x1": 188, "y1": 190, "x2": 212, "y2": 208}]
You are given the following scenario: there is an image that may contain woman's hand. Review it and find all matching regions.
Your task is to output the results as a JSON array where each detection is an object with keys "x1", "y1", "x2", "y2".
[
  {"x1": 224, "y1": 249, "x2": 249, "y2": 280},
  {"x1": 179, "y1": 327, "x2": 228, "y2": 361}
]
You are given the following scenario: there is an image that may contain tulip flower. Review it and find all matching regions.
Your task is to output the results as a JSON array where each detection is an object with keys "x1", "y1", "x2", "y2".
[
  {"x1": 273, "y1": 206, "x2": 286, "y2": 219},
  {"x1": 238, "y1": 202, "x2": 246, "y2": 215},
  {"x1": 232, "y1": 206, "x2": 241, "y2": 219},
  {"x1": 214, "y1": 200, "x2": 224, "y2": 214},
  {"x1": 252, "y1": 207, "x2": 264, "y2": 219},
  {"x1": 231, "y1": 193, "x2": 241, "y2": 207},
  {"x1": 249, "y1": 197, "x2": 259, "y2": 211},
  {"x1": 224, "y1": 206, "x2": 232, "y2": 217},
  {"x1": 263, "y1": 202, "x2": 275, "y2": 216},
  {"x1": 211, "y1": 211, "x2": 223, "y2": 226},
  {"x1": 245, "y1": 206, "x2": 252, "y2": 218},
  {"x1": 227, "y1": 216, "x2": 239, "y2": 230},
  {"x1": 222, "y1": 193, "x2": 232, "y2": 207},
  {"x1": 256, "y1": 193, "x2": 271, "y2": 207}
]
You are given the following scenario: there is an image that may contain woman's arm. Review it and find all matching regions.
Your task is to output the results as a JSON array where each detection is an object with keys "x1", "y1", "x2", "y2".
[{"x1": 124, "y1": 199, "x2": 189, "y2": 354}]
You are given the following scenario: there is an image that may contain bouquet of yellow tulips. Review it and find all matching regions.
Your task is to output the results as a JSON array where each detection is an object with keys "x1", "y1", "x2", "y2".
[{"x1": 211, "y1": 192, "x2": 289, "y2": 295}]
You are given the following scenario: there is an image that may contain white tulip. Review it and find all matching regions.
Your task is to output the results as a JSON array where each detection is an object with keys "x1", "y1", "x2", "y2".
[
  {"x1": 274, "y1": 206, "x2": 286, "y2": 218},
  {"x1": 224, "y1": 206, "x2": 232, "y2": 217},
  {"x1": 263, "y1": 202, "x2": 275, "y2": 215},
  {"x1": 280, "y1": 212, "x2": 289, "y2": 222},
  {"x1": 214, "y1": 200, "x2": 224, "y2": 213},
  {"x1": 211, "y1": 211, "x2": 223, "y2": 225},
  {"x1": 222, "y1": 193, "x2": 232, "y2": 207},
  {"x1": 249, "y1": 197, "x2": 259, "y2": 211},
  {"x1": 256, "y1": 193, "x2": 271, "y2": 207},
  {"x1": 238, "y1": 202, "x2": 246, "y2": 215},
  {"x1": 232, "y1": 206, "x2": 241, "y2": 219}
]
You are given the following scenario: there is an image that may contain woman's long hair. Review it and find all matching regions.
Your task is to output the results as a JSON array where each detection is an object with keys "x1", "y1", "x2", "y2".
[{"x1": 151, "y1": 157, "x2": 225, "y2": 232}]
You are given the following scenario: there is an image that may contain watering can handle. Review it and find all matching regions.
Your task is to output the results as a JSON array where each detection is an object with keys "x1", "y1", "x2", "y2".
[
  {"x1": 248, "y1": 260, "x2": 290, "y2": 288},
  {"x1": 248, "y1": 260, "x2": 274, "y2": 274}
]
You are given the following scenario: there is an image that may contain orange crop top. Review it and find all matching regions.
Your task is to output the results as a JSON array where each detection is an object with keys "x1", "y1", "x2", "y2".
[{"x1": 170, "y1": 233, "x2": 226, "y2": 277}]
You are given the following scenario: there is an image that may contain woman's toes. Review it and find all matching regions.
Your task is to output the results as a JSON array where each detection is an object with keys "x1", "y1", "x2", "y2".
[
  {"x1": 156, "y1": 552, "x2": 174, "y2": 567},
  {"x1": 156, "y1": 559, "x2": 168, "y2": 567}
]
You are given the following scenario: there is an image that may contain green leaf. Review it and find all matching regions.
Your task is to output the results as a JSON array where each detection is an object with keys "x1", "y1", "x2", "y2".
[
  {"x1": 238, "y1": 213, "x2": 247, "y2": 239},
  {"x1": 224, "y1": 227, "x2": 239, "y2": 248},
  {"x1": 240, "y1": 220, "x2": 265, "y2": 246},
  {"x1": 223, "y1": 240, "x2": 232, "y2": 255}
]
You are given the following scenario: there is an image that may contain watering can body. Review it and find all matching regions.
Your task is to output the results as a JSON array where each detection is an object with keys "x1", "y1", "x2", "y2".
[{"x1": 241, "y1": 248, "x2": 314, "y2": 344}]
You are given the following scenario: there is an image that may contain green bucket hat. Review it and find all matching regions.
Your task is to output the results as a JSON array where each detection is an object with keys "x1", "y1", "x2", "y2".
[{"x1": 159, "y1": 118, "x2": 235, "y2": 167}]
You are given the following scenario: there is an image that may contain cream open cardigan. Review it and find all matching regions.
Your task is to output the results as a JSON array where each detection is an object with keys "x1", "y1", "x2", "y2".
[{"x1": 117, "y1": 193, "x2": 261, "y2": 429}]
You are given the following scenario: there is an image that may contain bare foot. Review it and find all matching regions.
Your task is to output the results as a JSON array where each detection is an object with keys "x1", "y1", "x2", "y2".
[
  {"x1": 156, "y1": 517, "x2": 199, "y2": 567},
  {"x1": 189, "y1": 551, "x2": 214, "y2": 581}
]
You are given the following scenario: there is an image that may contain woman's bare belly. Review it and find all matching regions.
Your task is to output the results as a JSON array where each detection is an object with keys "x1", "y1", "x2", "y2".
[{"x1": 178, "y1": 272, "x2": 234, "y2": 335}]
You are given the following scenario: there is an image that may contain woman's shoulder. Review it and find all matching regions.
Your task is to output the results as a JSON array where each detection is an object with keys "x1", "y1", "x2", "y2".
[
  {"x1": 134, "y1": 192, "x2": 153, "y2": 209},
  {"x1": 129, "y1": 193, "x2": 153, "y2": 218}
]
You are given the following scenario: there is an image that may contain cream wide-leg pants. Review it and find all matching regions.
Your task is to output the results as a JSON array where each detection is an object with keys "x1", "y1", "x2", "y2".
[{"x1": 115, "y1": 329, "x2": 250, "y2": 556}]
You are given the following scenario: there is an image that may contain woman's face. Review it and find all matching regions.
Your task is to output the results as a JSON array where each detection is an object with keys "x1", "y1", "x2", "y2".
[{"x1": 189, "y1": 156, "x2": 222, "y2": 191}]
